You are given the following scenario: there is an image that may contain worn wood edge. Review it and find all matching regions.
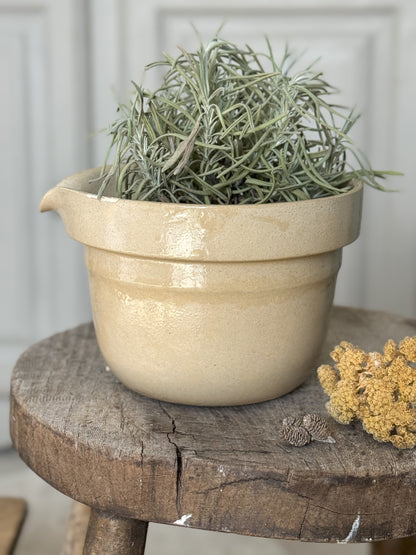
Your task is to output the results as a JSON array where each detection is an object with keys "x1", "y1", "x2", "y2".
[
  {"x1": 9, "y1": 392, "x2": 178, "y2": 523},
  {"x1": 0, "y1": 498, "x2": 27, "y2": 555},
  {"x1": 11, "y1": 389, "x2": 416, "y2": 544}
]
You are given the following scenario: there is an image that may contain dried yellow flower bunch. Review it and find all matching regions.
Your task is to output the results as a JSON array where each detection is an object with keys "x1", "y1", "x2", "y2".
[{"x1": 318, "y1": 336, "x2": 416, "y2": 449}]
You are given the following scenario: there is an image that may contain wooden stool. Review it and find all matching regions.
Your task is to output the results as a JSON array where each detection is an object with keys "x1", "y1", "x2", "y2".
[{"x1": 9, "y1": 307, "x2": 416, "y2": 554}]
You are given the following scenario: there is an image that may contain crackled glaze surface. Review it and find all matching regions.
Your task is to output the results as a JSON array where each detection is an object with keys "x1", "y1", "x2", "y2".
[{"x1": 40, "y1": 167, "x2": 362, "y2": 405}]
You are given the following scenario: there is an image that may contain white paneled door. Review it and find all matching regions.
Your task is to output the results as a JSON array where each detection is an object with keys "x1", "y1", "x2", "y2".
[
  {"x1": 1, "y1": 0, "x2": 416, "y2": 397},
  {"x1": 0, "y1": 0, "x2": 92, "y2": 396}
]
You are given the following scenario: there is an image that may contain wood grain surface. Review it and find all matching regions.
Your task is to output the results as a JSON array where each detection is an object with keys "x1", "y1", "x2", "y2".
[
  {"x1": 61, "y1": 502, "x2": 90, "y2": 555},
  {"x1": 9, "y1": 307, "x2": 416, "y2": 544},
  {"x1": 0, "y1": 498, "x2": 26, "y2": 555}
]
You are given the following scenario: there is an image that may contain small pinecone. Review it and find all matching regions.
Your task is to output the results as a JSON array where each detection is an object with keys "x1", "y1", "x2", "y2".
[
  {"x1": 280, "y1": 423, "x2": 311, "y2": 447},
  {"x1": 282, "y1": 416, "x2": 303, "y2": 428},
  {"x1": 302, "y1": 414, "x2": 335, "y2": 443}
]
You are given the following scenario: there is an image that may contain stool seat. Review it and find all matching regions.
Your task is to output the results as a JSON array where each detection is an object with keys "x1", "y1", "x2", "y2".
[{"x1": 9, "y1": 307, "x2": 416, "y2": 549}]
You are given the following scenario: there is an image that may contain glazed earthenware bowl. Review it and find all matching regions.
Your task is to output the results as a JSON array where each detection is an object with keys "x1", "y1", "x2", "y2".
[{"x1": 41, "y1": 167, "x2": 362, "y2": 405}]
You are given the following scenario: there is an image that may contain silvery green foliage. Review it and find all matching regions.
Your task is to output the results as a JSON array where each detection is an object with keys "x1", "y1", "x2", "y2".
[{"x1": 100, "y1": 37, "x2": 393, "y2": 204}]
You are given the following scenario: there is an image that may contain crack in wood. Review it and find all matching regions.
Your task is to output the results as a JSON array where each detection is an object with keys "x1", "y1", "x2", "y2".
[
  {"x1": 139, "y1": 441, "x2": 144, "y2": 468},
  {"x1": 298, "y1": 500, "x2": 310, "y2": 540},
  {"x1": 292, "y1": 493, "x2": 389, "y2": 518},
  {"x1": 159, "y1": 403, "x2": 183, "y2": 516},
  {"x1": 332, "y1": 450, "x2": 348, "y2": 475},
  {"x1": 119, "y1": 402, "x2": 125, "y2": 432},
  {"x1": 189, "y1": 475, "x2": 289, "y2": 495}
]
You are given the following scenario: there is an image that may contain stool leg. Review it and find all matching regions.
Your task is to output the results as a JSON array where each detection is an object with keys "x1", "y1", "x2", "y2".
[
  {"x1": 62, "y1": 502, "x2": 90, "y2": 555},
  {"x1": 371, "y1": 536, "x2": 416, "y2": 555},
  {"x1": 82, "y1": 509, "x2": 148, "y2": 555}
]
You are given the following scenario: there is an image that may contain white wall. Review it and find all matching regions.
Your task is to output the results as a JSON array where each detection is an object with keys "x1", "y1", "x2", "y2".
[{"x1": 1, "y1": 0, "x2": 416, "y2": 396}]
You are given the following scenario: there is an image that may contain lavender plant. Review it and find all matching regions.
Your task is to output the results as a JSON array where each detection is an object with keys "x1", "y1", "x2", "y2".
[{"x1": 99, "y1": 36, "x2": 395, "y2": 204}]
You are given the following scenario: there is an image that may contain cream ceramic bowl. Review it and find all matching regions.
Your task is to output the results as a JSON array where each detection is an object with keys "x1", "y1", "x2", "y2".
[{"x1": 41, "y1": 167, "x2": 362, "y2": 406}]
